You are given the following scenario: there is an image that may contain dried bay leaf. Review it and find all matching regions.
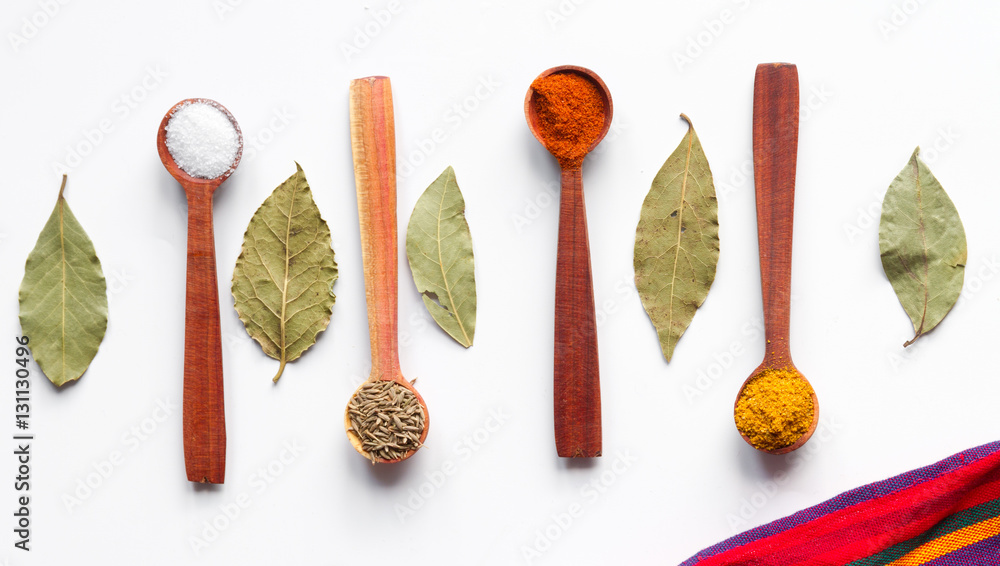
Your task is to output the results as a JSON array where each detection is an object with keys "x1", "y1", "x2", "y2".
[
  {"x1": 18, "y1": 175, "x2": 108, "y2": 386},
  {"x1": 405, "y1": 166, "x2": 477, "y2": 347},
  {"x1": 634, "y1": 115, "x2": 719, "y2": 362},
  {"x1": 232, "y1": 163, "x2": 338, "y2": 382},
  {"x1": 879, "y1": 147, "x2": 966, "y2": 347}
]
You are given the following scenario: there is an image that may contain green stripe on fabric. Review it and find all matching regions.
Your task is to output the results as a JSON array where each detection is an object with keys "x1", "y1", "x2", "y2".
[{"x1": 845, "y1": 498, "x2": 1000, "y2": 566}]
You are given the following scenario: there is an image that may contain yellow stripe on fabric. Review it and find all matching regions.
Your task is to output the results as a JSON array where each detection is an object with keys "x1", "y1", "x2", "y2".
[{"x1": 886, "y1": 515, "x2": 1000, "y2": 566}]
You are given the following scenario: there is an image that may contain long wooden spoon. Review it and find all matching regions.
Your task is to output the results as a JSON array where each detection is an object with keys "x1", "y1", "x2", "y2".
[
  {"x1": 156, "y1": 98, "x2": 242, "y2": 483},
  {"x1": 346, "y1": 76, "x2": 429, "y2": 463},
  {"x1": 525, "y1": 66, "x2": 612, "y2": 458},
  {"x1": 735, "y1": 63, "x2": 818, "y2": 455}
]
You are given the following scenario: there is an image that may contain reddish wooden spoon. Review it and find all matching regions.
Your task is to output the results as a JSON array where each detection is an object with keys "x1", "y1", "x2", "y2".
[
  {"x1": 345, "y1": 76, "x2": 429, "y2": 464},
  {"x1": 156, "y1": 98, "x2": 242, "y2": 483},
  {"x1": 735, "y1": 64, "x2": 818, "y2": 455},
  {"x1": 525, "y1": 66, "x2": 613, "y2": 458}
]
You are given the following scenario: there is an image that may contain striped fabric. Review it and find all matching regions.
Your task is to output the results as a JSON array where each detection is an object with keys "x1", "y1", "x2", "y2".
[{"x1": 681, "y1": 442, "x2": 1000, "y2": 565}]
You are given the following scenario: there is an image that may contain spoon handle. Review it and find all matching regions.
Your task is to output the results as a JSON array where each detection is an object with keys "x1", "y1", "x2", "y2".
[
  {"x1": 182, "y1": 187, "x2": 226, "y2": 484},
  {"x1": 554, "y1": 166, "x2": 602, "y2": 458},
  {"x1": 349, "y1": 76, "x2": 401, "y2": 380},
  {"x1": 753, "y1": 63, "x2": 800, "y2": 366}
]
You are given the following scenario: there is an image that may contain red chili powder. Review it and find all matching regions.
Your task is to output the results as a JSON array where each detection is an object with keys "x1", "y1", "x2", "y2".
[{"x1": 529, "y1": 72, "x2": 606, "y2": 167}]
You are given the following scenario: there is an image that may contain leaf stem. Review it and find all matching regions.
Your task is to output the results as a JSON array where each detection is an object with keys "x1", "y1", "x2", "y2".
[{"x1": 273, "y1": 354, "x2": 286, "y2": 383}]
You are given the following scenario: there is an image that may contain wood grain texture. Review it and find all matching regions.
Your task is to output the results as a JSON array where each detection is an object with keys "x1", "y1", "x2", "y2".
[
  {"x1": 156, "y1": 98, "x2": 242, "y2": 484},
  {"x1": 346, "y1": 76, "x2": 429, "y2": 463},
  {"x1": 753, "y1": 63, "x2": 800, "y2": 368},
  {"x1": 737, "y1": 63, "x2": 819, "y2": 456},
  {"x1": 350, "y1": 77, "x2": 400, "y2": 380},
  {"x1": 553, "y1": 166, "x2": 602, "y2": 458},
  {"x1": 524, "y1": 65, "x2": 612, "y2": 459},
  {"x1": 182, "y1": 188, "x2": 226, "y2": 483}
]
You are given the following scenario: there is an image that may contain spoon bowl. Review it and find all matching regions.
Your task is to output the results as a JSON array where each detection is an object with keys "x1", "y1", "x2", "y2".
[
  {"x1": 524, "y1": 66, "x2": 612, "y2": 458},
  {"x1": 524, "y1": 66, "x2": 613, "y2": 163},
  {"x1": 157, "y1": 98, "x2": 243, "y2": 189},
  {"x1": 157, "y1": 98, "x2": 242, "y2": 483},
  {"x1": 735, "y1": 63, "x2": 818, "y2": 455},
  {"x1": 735, "y1": 362, "x2": 819, "y2": 455},
  {"x1": 344, "y1": 375, "x2": 430, "y2": 464}
]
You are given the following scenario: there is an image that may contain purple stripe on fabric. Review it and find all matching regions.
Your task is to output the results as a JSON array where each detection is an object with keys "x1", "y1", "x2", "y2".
[{"x1": 679, "y1": 441, "x2": 1000, "y2": 566}]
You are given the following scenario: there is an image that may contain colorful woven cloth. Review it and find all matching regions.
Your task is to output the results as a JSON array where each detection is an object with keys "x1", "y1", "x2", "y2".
[{"x1": 681, "y1": 441, "x2": 1000, "y2": 565}]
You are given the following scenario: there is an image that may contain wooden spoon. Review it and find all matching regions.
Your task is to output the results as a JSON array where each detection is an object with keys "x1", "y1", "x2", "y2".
[
  {"x1": 734, "y1": 63, "x2": 818, "y2": 455},
  {"x1": 156, "y1": 98, "x2": 243, "y2": 483},
  {"x1": 525, "y1": 66, "x2": 613, "y2": 458},
  {"x1": 346, "y1": 76, "x2": 429, "y2": 463}
]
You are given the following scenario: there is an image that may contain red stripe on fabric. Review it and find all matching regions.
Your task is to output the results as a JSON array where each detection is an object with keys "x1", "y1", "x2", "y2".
[
  {"x1": 788, "y1": 467, "x2": 1000, "y2": 566},
  {"x1": 806, "y1": 477, "x2": 1000, "y2": 566},
  {"x1": 697, "y1": 450, "x2": 1000, "y2": 566},
  {"x1": 949, "y1": 478, "x2": 1000, "y2": 514}
]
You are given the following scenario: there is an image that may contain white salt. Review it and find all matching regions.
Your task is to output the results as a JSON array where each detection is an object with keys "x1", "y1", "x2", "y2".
[{"x1": 165, "y1": 101, "x2": 240, "y2": 179}]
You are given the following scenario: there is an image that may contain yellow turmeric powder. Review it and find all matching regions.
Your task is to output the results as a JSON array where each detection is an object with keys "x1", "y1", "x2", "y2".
[{"x1": 734, "y1": 368, "x2": 814, "y2": 451}]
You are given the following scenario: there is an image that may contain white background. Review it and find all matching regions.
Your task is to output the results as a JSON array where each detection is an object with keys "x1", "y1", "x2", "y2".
[{"x1": 1, "y1": 1, "x2": 999, "y2": 564}]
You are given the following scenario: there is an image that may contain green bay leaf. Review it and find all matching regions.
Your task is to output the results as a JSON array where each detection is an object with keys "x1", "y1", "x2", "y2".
[
  {"x1": 634, "y1": 114, "x2": 719, "y2": 362},
  {"x1": 18, "y1": 175, "x2": 108, "y2": 386},
  {"x1": 879, "y1": 147, "x2": 967, "y2": 347},
  {"x1": 405, "y1": 166, "x2": 477, "y2": 347},
  {"x1": 232, "y1": 163, "x2": 338, "y2": 382}
]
